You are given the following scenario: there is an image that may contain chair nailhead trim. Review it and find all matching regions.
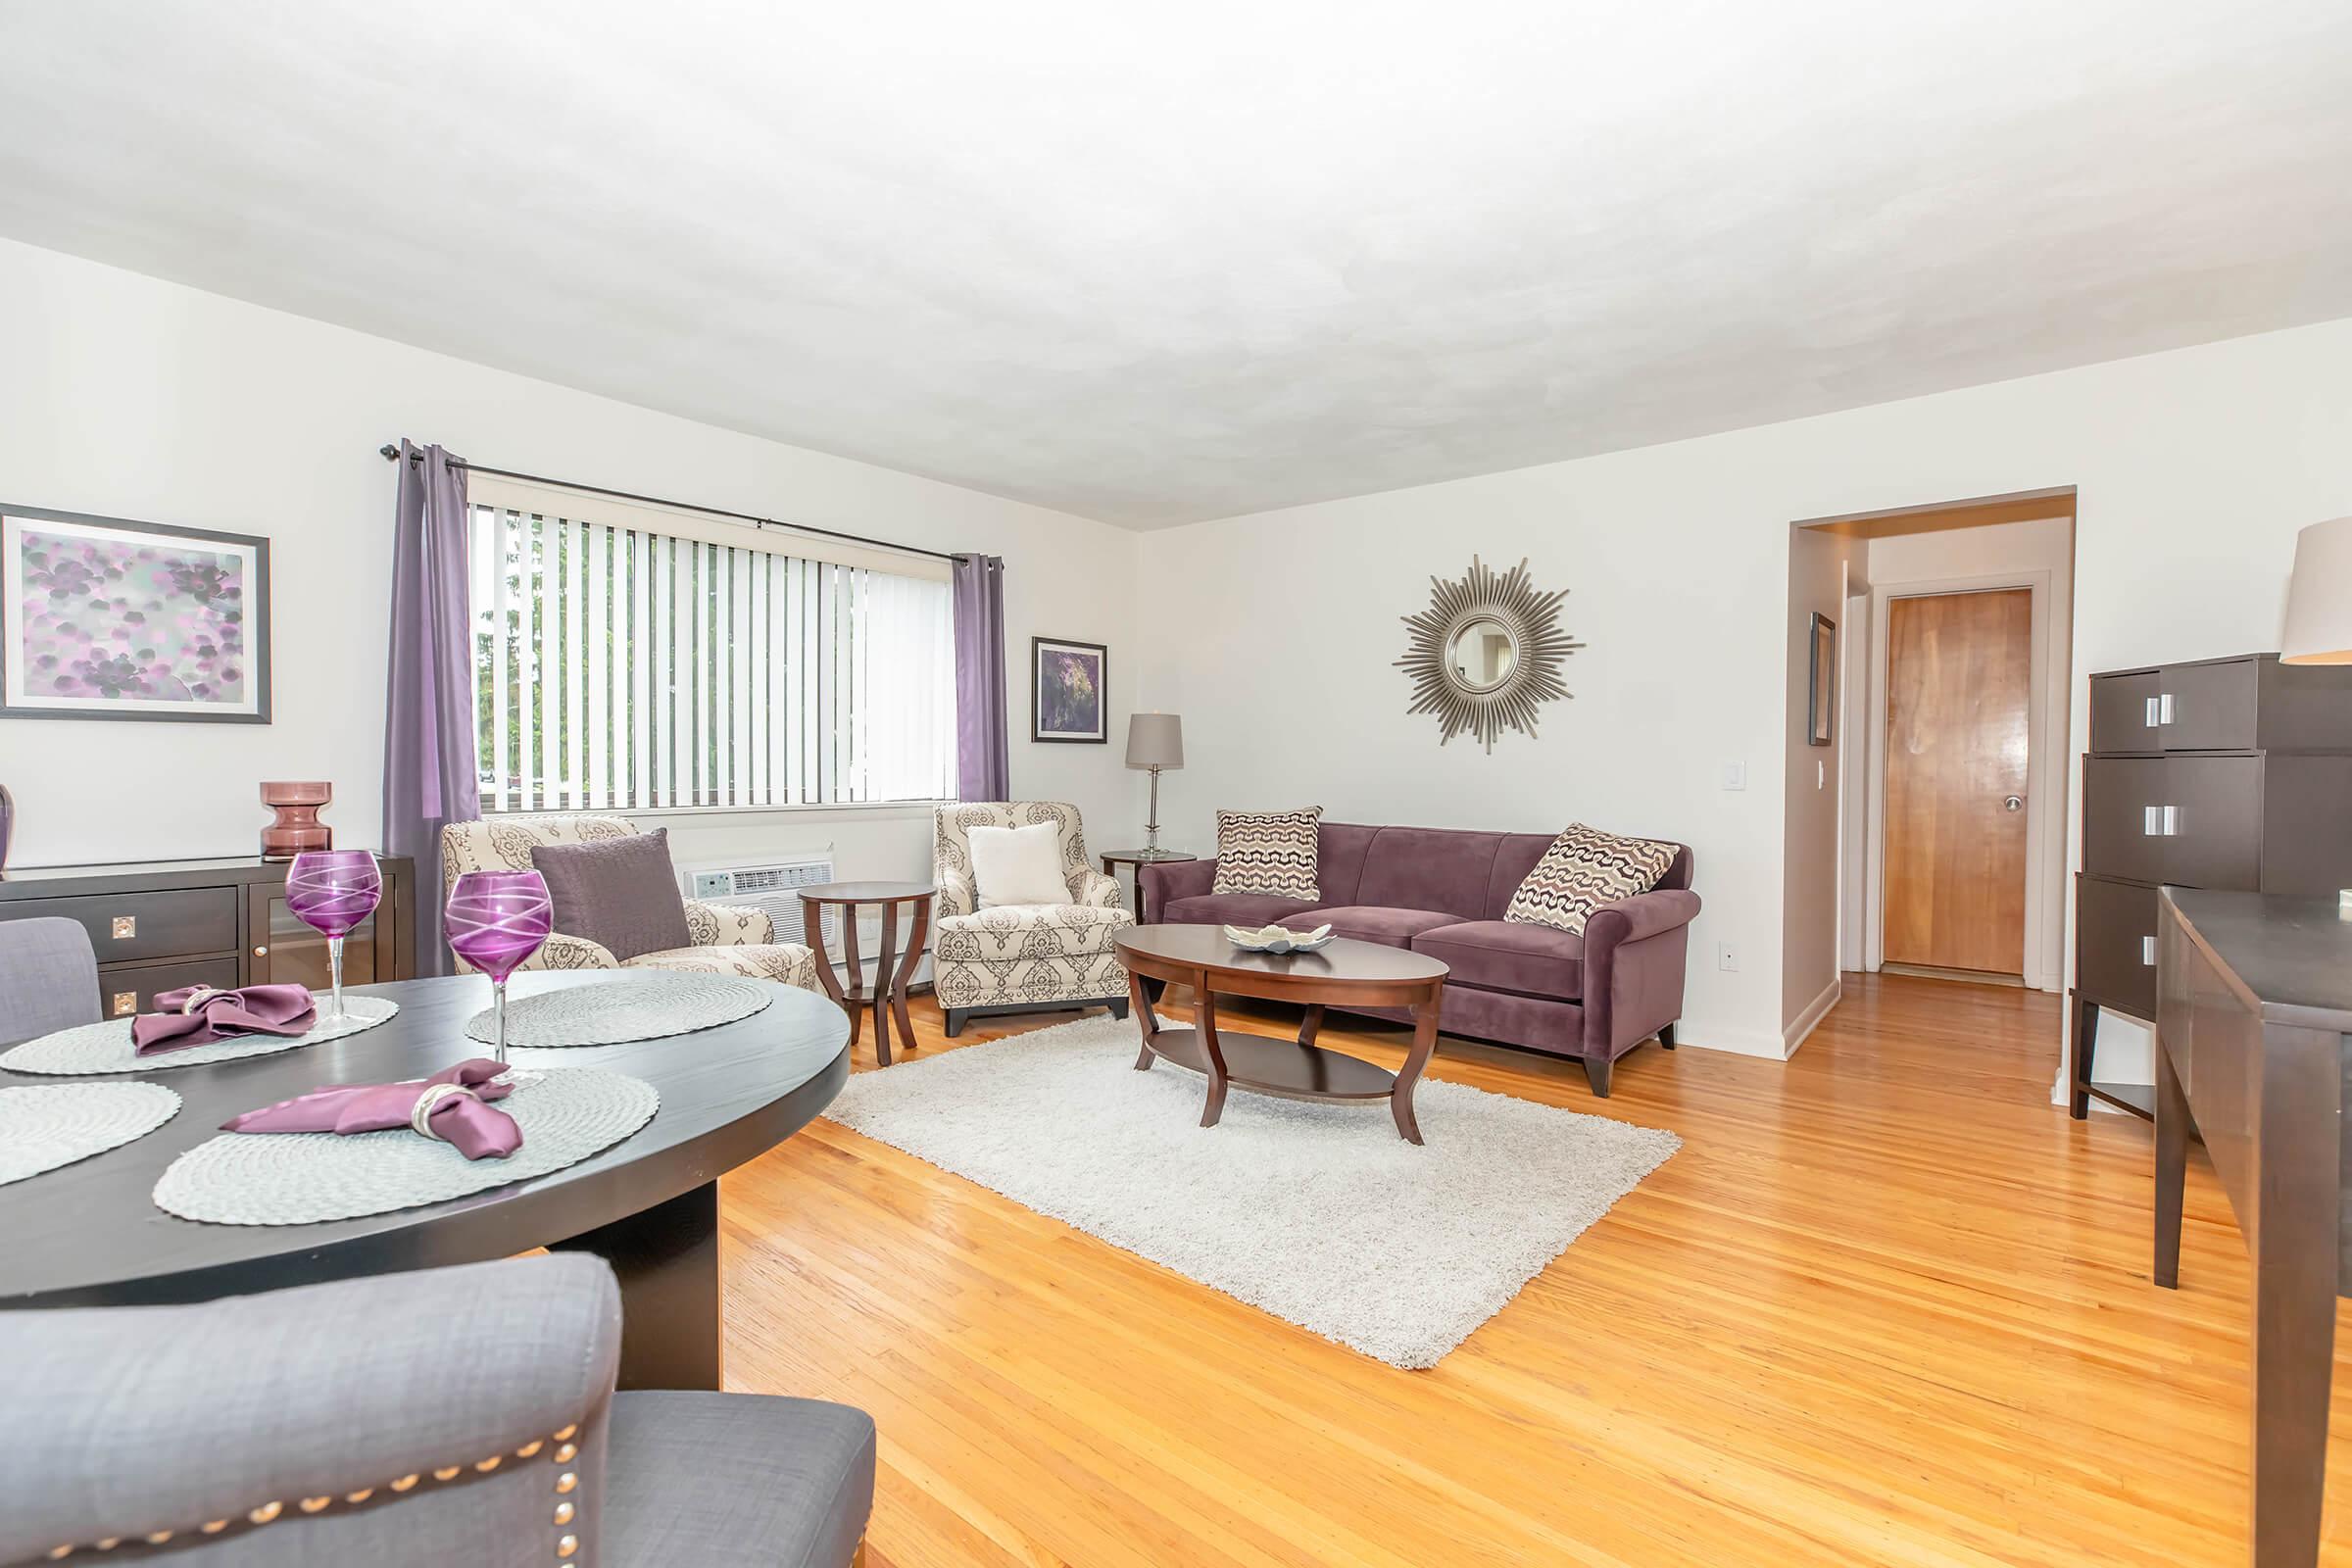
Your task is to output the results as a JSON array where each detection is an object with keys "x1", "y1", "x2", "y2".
[{"x1": 44, "y1": 1420, "x2": 591, "y2": 1560}]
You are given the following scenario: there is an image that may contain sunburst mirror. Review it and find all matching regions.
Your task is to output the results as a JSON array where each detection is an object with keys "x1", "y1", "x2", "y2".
[{"x1": 1396, "y1": 557, "x2": 1584, "y2": 752}]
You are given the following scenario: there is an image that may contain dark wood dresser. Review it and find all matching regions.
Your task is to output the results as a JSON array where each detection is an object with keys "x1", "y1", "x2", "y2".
[
  {"x1": 0, "y1": 856, "x2": 416, "y2": 1018},
  {"x1": 2072, "y1": 654, "x2": 2352, "y2": 1119},
  {"x1": 2154, "y1": 888, "x2": 2352, "y2": 1566}
]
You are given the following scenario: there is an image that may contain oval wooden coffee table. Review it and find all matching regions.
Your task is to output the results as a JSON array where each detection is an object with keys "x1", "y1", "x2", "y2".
[{"x1": 1112, "y1": 924, "x2": 1448, "y2": 1143}]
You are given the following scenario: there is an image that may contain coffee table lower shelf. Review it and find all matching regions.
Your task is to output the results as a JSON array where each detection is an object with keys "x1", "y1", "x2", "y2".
[{"x1": 1140, "y1": 1026, "x2": 1398, "y2": 1102}]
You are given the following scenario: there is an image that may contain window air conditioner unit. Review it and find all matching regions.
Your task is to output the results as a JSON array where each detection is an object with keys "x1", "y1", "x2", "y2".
[{"x1": 681, "y1": 856, "x2": 839, "y2": 950}]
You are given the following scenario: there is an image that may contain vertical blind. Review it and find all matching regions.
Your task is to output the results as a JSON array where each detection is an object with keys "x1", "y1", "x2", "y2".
[{"x1": 468, "y1": 501, "x2": 955, "y2": 812}]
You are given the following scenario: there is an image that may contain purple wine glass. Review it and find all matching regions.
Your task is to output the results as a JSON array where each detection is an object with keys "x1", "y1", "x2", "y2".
[
  {"x1": 445, "y1": 869, "x2": 553, "y2": 1063},
  {"x1": 285, "y1": 850, "x2": 382, "y2": 1024}
]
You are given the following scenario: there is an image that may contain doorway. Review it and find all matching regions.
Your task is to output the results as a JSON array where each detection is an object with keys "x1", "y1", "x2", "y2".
[
  {"x1": 1779, "y1": 487, "x2": 2076, "y2": 1056},
  {"x1": 1881, "y1": 587, "x2": 2032, "y2": 979}
]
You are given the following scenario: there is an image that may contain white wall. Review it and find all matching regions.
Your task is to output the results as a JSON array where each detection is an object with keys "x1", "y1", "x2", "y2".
[
  {"x1": 0, "y1": 241, "x2": 1145, "y2": 883},
  {"x1": 1781, "y1": 527, "x2": 1859, "y2": 1047},
  {"x1": 1857, "y1": 515, "x2": 2076, "y2": 993},
  {"x1": 1134, "y1": 318, "x2": 2352, "y2": 1059}
]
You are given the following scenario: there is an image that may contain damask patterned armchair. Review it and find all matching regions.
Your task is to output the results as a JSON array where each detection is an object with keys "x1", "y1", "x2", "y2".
[
  {"x1": 932, "y1": 802, "x2": 1133, "y2": 1035},
  {"x1": 439, "y1": 815, "x2": 823, "y2": 992}
]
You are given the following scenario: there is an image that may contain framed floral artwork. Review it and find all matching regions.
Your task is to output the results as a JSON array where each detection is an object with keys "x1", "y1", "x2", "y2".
[
  {"x1": 1031, "y1": 636, "x2": 1106, "y2": 743},
  {"x1": 2, "y1": 505, "x2": 271, "y2": 723}
]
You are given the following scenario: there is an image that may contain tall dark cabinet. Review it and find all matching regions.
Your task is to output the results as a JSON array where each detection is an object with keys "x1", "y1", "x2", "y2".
[
  {"x1": 0, "y1": 856, "x2": 416, "y2": 1020},
  {"x1": 2072, "y1": 654, "x2": 2352, "y2": 1119}
]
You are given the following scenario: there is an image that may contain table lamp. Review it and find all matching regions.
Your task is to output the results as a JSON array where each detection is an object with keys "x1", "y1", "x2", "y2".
[
  {"x1": 2280, "y1": 515, "x2": 2352, "y2": 909},
  {"x1": 1124, "y1": 712, "x2": 1184, "y2": 857}
]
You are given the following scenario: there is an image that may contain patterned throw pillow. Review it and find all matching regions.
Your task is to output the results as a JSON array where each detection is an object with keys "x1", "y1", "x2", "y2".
[
  {"x1": 1212, "y1": 807, "x2": 1323, "y2": 900},
  {"x1": 1504, "y1": 824, "x2": 1679, "y2": 935}
]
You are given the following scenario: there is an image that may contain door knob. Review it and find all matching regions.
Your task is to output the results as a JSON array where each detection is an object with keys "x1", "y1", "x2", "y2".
[{"x1": 2003, "y1": 795, "x2": 2023, "y2": 811}]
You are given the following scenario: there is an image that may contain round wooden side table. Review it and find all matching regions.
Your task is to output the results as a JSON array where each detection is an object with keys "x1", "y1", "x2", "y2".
[{"x1": 797, "y1": 881, "x2": 935, "y2": 1066}]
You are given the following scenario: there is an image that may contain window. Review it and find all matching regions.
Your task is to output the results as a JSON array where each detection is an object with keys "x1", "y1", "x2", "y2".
[{"x1": 468, "y1": 481, "x2": 955, "y2": 812}]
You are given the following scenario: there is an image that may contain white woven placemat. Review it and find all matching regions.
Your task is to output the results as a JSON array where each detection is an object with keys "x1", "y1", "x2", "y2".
[
  {"x1": 152, "y1": 1067, "x2": 660, "y2": 1226},
  {"x1": 0, "y1": 1082, "x2": 182, "y2": 1185},
  {"x1": 464, "y1": 973, "x2": 769, "y2": 1048},
  {"x1": 0, "y1": 996, "x2": 400, "y2": 1077}
]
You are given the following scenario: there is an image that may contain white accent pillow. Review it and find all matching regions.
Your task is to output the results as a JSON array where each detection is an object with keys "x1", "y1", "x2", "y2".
[{"x1": 968, "y1": 820, "x2": 1069, "y2": 907}]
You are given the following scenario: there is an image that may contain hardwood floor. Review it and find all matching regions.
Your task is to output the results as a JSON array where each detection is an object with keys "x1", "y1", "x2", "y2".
[{"x1": 720, "y1": 974, "x2": 2352, "y2": 1566}]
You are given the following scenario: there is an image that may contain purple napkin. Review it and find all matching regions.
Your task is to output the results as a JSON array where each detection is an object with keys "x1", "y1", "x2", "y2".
[
  {"x1": 222, "y1": 1058, "x2": 523, "y2": 1161},
  {"x1": 132, "y1": 984, "x2": 318, "y2": 1056}
]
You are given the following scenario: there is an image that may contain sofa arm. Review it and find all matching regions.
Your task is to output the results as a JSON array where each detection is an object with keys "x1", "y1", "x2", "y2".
[
  {"x1": 1586, "y1": 888, "x2": 1700, "y2": 947},
  {"x1": 0, "y1": 1255, "x2": 620, "y2": 1566},
  {"x1": 686, "y1": 899, "x2": 775, "y2": 946},
  {"x1": 1070, "y1": 868, "x2": 1124, "y2": 910},
  {"x1": 1140, "y1": 858, "x2": 1217, "y2": 921},
  {"x1": 1582, "y1": 889, "x2": 1702, "y2": 1060},
  {"x1": 504, "y1": 931, "x2": 618, "y2": 973}
]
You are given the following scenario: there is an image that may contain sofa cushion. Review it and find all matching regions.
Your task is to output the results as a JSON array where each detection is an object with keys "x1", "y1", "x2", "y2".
[
  {"x1": 622, "y1": 942, "x2": 822, "y2": 991},
  {"x1": 1297, "y1": 905, "x2": 1464, "y2": 950},
  {"x1": 1413, "y1": 920, "x2": 1585, "y2": 999},
  {"x1": 1212, "y1": 807, "x2": 1323, "y2": 899},
  {"x1": 1503, "y1": 823, "x2": 1680, "y2": 935},
  {"x1": 1354, "y1": 826, "x2": 1506, "y2": 919},
  {"x1": 1162, "y1": 892, "x2": 1323, "y2": 928},
  {"x1": 529, "y1": 828, "x2": 693, "y2": 961},
  {"x1": 968, "y1": 819, "x2": 1069, "y2": 907}
]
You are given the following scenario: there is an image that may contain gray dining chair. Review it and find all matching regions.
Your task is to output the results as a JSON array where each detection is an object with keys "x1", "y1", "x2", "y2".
[
  {"x1": 0, "y1": 915, "x2": 99, "y2": 1048},
  {"x1": 0, "y1": 1254, "x2": 874, "y2": 1567}
]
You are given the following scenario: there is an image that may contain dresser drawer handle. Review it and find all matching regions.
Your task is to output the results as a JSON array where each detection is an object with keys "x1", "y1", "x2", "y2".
[
  {"x1": 111, "y1": 991, "x2": 138, "y2": 1017},
  {"x1": 2158, "y1": 693, "x2": 2176, "y2": 725},
  {"x1": 111, "y1": 915, "x2": 136, "y2": 940},
  {"x1": 2142, "y1": 805, "x2": 2180, "y2": 837},
  {"x1": 2142, "y1": 936, "x2": 2157, "y2": 967},
  {"x1": 253, "y1": 945, "x2": 270, "y2": 957},
  {"x1": 2144, "y1": 696, "x2": 2162, "y2": 728}
]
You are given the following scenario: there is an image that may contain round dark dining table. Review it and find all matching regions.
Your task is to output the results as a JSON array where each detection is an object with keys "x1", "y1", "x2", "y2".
[{"x1": 0, "y1": 970, "x2": 849, "y2": 1391}]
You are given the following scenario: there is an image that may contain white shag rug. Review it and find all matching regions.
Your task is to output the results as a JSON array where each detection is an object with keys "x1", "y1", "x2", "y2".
[{"x1": 823, "y1": 1013, "x2": 1680, "y2": 1368}]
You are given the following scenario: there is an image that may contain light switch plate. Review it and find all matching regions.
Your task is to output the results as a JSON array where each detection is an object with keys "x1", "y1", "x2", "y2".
[
  {"x1": 1721, "y1": 761, "x2": 1746, "y2": 791},
  {"x1": 1716, "y1": 942, "x2": 1739, "y2": 971}
]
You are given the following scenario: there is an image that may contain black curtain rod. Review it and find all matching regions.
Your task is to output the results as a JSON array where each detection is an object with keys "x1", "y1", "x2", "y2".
[{"x1": 377, "y1": 443, "x2": 960, "y2": 564}]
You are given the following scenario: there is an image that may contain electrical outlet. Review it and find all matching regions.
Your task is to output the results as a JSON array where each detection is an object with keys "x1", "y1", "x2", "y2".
[
  {"x1": 1721, "y1": 760, "x2": 1746, "y2": 791},
  {"x1": 1716, "y1": 941, "x2": 1739, "y2": 972}
]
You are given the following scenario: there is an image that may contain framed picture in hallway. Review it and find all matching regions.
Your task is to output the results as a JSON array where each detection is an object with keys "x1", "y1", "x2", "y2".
[
  {"x1": 1806, "y1": 612, "x2": 1836, "y2": 746},
  {"x1": 1, "y1": 504, "x2": 271, "y2": 723},
  {"x1": 1032, "y1": 636, "x2": 1107, "y2": 743}
]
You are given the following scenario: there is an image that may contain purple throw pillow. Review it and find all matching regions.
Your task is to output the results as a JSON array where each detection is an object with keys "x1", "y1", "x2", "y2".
[{"x1": 528, "y1": 829, "x2": 693, "y2": 961}]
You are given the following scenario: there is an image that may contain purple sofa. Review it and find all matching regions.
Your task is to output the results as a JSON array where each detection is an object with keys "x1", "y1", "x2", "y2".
[{"x1": 1139, "y1": 822, "x2": 1699, "y2": 1096}]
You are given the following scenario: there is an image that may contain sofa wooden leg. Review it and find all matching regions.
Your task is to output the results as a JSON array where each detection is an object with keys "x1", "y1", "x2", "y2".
[
  {"x1": 1583, "y1": 1054, "x2": 1613, "y2": 1097},
  {"x1": 1657, "y1": 1021, "x2": 1677, "y2": 1051},
  {"x1": 943, "y1": 1008, "x2": 968, "y2": 1039},
  {"x1": 1107, "y1": 997, "x2": 1130, "y2": 1020}
]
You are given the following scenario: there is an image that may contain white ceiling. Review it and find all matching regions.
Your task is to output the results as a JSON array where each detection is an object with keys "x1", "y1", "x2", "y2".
[{"x1": 2, "y1": 2, "x2": 2348, "y2": 528}]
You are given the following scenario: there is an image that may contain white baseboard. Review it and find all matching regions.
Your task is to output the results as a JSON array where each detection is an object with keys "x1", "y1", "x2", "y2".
[
  {"x1": 1679, "y1": 1024, "x2": 1792, "y2": 1061},
  {"x1": 1782, "y1": 977, "x2": 1842, "y2": 1055}
]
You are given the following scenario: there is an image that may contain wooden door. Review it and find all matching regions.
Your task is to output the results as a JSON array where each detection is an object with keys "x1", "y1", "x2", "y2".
[{"x1": 1883, "y1": 589, "x2": 2032, "y2": 975}]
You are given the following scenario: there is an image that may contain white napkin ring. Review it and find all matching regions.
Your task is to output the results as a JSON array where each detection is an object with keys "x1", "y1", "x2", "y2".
[
  {"x1": 410, "y1": 1082, "x2": 481, "y2": 1142},
  {"x1": 179, "y1": 986, "x2": 227, "y2": 1015}
]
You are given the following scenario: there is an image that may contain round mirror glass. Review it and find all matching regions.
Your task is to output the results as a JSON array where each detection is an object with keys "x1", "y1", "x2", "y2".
[{"x1": 1446, "y1": 617, "x2": 1519, "y2": 693}]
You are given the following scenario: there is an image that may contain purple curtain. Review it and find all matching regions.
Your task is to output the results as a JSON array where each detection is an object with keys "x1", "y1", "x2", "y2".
[
  {"x1": 952, "y1": 553, "x2": 1010, "y2": 802},
  {"x1": 383, "y1": 441, "x2": 481, "y2": 976}
]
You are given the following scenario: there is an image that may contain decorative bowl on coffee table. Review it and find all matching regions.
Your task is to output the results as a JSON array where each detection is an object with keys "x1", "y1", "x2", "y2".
[{"x1": 1221, "y1": 922, "x2": 1336, "y2": 955}]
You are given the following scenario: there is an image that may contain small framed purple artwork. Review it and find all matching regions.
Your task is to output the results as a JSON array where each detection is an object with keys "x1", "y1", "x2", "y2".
[
  {"x1": 1031, "y1": 636, "x2": 1107, "y2": 744},
  {"x1": 1, "y1": 505, "x2": 271, "y2": 723}
]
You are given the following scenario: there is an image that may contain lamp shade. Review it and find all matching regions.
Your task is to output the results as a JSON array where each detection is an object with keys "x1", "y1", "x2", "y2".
[
  {"x1": 1125, "y1": 712, "x2": 1184, "y2": 769},
  {"x1": 2282, "y1": 516, "x2": 2352, "y2": 665}
]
